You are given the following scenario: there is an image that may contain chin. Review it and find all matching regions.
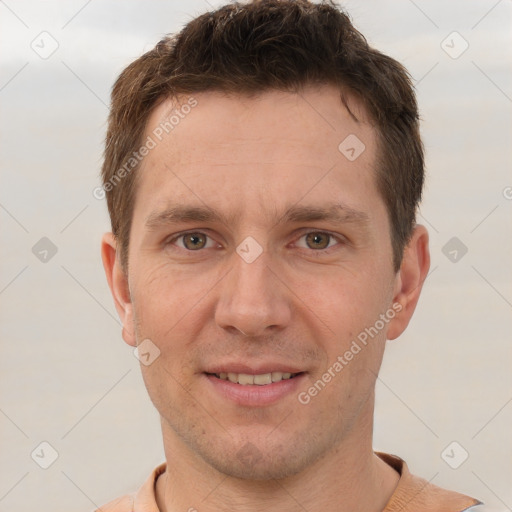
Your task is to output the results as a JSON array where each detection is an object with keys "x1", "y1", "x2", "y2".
[
  {"x1": 158, "y1": 393, "x2": 348, "y2": 481},
  {"x1": 190, "y1": 432, "x2": 331, "y2": 481},
  {"x1": 206, "y1": 447, "x2": 308, "y2": 481}
]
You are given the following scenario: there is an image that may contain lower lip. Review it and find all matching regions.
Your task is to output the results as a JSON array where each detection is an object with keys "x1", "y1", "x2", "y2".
[{"x1": 204, "y1": 373, "x2": 306, "y2": 407}]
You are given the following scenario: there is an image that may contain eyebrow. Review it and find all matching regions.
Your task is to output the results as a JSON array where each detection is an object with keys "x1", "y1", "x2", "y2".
[
  {"x1": 280, "y1": 204, "x2": 369, "y2": 226},
  {"x1": 144, "y1": 203, "x2": 369, "y2": 230}
]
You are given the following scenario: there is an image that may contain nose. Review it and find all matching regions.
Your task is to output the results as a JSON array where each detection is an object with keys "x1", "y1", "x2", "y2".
[{"x1": 214, "y1": 249, "x2": 292, "y2": 338}]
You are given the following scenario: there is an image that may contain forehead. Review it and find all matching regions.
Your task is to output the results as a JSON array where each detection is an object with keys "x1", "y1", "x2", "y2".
[
  {"x1": 147, "y1": 85, "x2": 374, "y2": 161},
  {"x1": 133, "y1": 85, "x2": 382, "y2": 226}
]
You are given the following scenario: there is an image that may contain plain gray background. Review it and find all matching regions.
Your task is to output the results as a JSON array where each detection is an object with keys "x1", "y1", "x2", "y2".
[{"x1": 0, "y1": 0, "x2": 511, "y2": 511}]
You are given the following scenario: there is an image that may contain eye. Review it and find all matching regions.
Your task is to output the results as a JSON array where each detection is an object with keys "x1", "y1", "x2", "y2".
[
  {"x1": 170, "y1": 232, "x2": 217, "y2": 251},
  {"x1": 295, "y1": 231, "x2": 341, "y2": 251}
]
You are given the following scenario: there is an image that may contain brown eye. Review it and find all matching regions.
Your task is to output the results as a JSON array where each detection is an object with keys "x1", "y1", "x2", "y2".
[
  {"x1": 182, "y1": 233, "x2": 207, "y2": 250},
  {"x1": 305, "y1": 232, "x2": 331, "y2": 250}
]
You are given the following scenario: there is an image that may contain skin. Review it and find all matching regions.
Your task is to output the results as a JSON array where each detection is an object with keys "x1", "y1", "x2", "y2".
[{"x1": 102, "y1": 84, "x2": 430, "y2": 512}]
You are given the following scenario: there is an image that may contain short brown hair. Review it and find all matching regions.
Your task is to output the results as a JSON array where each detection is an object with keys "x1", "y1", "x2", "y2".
[{"x1": 101, "y1": 0, "x2": 424, "y2": 272}]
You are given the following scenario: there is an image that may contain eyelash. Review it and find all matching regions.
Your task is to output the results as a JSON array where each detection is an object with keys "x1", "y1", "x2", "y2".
[{"x1": 166, "y1": 230, "x2": 345, "y2": 253}]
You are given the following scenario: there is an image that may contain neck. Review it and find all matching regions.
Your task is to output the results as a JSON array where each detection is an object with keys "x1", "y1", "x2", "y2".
[{"x1": 156, "y1": 402, "x2": 399, "y2": 512}]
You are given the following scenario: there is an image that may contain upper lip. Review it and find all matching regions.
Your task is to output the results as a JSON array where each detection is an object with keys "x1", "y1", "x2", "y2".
[{"x1": 204, "y1": 363, "x2": 305, "y2": 375}]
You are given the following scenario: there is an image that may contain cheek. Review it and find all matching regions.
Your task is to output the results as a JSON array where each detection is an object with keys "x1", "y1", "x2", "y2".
[
  {"x1": 305, "y1": 269, "x2": 393, "y2": 396},
  {"x1": 130, "y1": 261, "x2": 229, "y2": 381},
  {"x1": 306, "y1": 268, "x2": 390, "y2": 338},
  {"x1": 131, "y1": 261, "x2": 210, "y2": 334}
]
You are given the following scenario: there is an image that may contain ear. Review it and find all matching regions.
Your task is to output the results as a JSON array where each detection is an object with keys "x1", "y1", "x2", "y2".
[
  {"x1": 387, "y1": 224, "x2": 430, "y2": 340},
  {"x1": 101, "y1": 232, "x2": 136, "y2": 347}
]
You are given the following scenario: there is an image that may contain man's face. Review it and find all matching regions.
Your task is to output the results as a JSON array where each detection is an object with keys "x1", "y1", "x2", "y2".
[{"x1": 116, "y1": 86, "x2": 404, "y2": 479}]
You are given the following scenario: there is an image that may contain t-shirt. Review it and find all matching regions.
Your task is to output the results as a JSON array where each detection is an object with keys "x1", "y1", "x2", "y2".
[{"x1": 97, "y1": 452, "x2": 482, "y2": 512}]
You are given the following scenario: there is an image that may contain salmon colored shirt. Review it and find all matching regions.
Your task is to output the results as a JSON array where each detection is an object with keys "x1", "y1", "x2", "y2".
[{"x1": 97, "y1": 452, "x2": 481, "y2": 512}]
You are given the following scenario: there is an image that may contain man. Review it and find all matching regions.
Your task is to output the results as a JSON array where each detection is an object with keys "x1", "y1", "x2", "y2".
[{"x1": 98, "y1": 0, "x2": 482, "y2": 510}]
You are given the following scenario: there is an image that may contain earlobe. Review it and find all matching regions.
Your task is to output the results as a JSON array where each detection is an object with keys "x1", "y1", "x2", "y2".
[
  {"x1": 387, "y1": 225, "x2": 430, "y2": 340},
  {"x1": 101, "y1": 233, "x2": 136, "y2": 347}
]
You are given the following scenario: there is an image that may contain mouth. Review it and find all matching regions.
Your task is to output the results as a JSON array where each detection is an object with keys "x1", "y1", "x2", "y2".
[
  {"x1": 204, "y1": 369, "x2": 306, "y2": 406},
  {"x1": 206, "y1": 371, "x2": 303, "y2": 386}
]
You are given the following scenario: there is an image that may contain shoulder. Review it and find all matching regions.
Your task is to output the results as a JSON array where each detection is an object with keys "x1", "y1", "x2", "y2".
[
  {"x1": 94, "y1": 462, "x2": 166, "y2": 512},
  {"x1": 377, "y1": 452, "x2": 481, "y2": 512},
  {"x1": 94, "y1": 493, "x2": 135, "y2": 512}
]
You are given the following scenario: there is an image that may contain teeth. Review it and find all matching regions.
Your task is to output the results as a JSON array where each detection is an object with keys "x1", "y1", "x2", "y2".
[
  {"x1": 238, "y1": 373, "x2": 254, "y2": 385},
  {"x1": 271, "y1": 372, "x2": 283, "y2": 382},
  {"x1": 254, "y1": 373, "x2": 272, "y2": 385},
  {"x1": 216, "y1": 372, "x2": 296, "y2": 385}
]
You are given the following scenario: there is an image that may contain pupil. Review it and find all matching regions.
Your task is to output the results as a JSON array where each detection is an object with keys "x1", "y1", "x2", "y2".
[
  {"x1": 307, "y1": 232, "x2": 328, "y2": 249},
  {"x1": 187, "y1": 234, "x2": 204, "y2": 249}
]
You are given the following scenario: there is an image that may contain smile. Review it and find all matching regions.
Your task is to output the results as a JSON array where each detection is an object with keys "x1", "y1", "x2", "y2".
[{"x1": 209, "y1": 372, "x2": 302, "y2": 385}]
